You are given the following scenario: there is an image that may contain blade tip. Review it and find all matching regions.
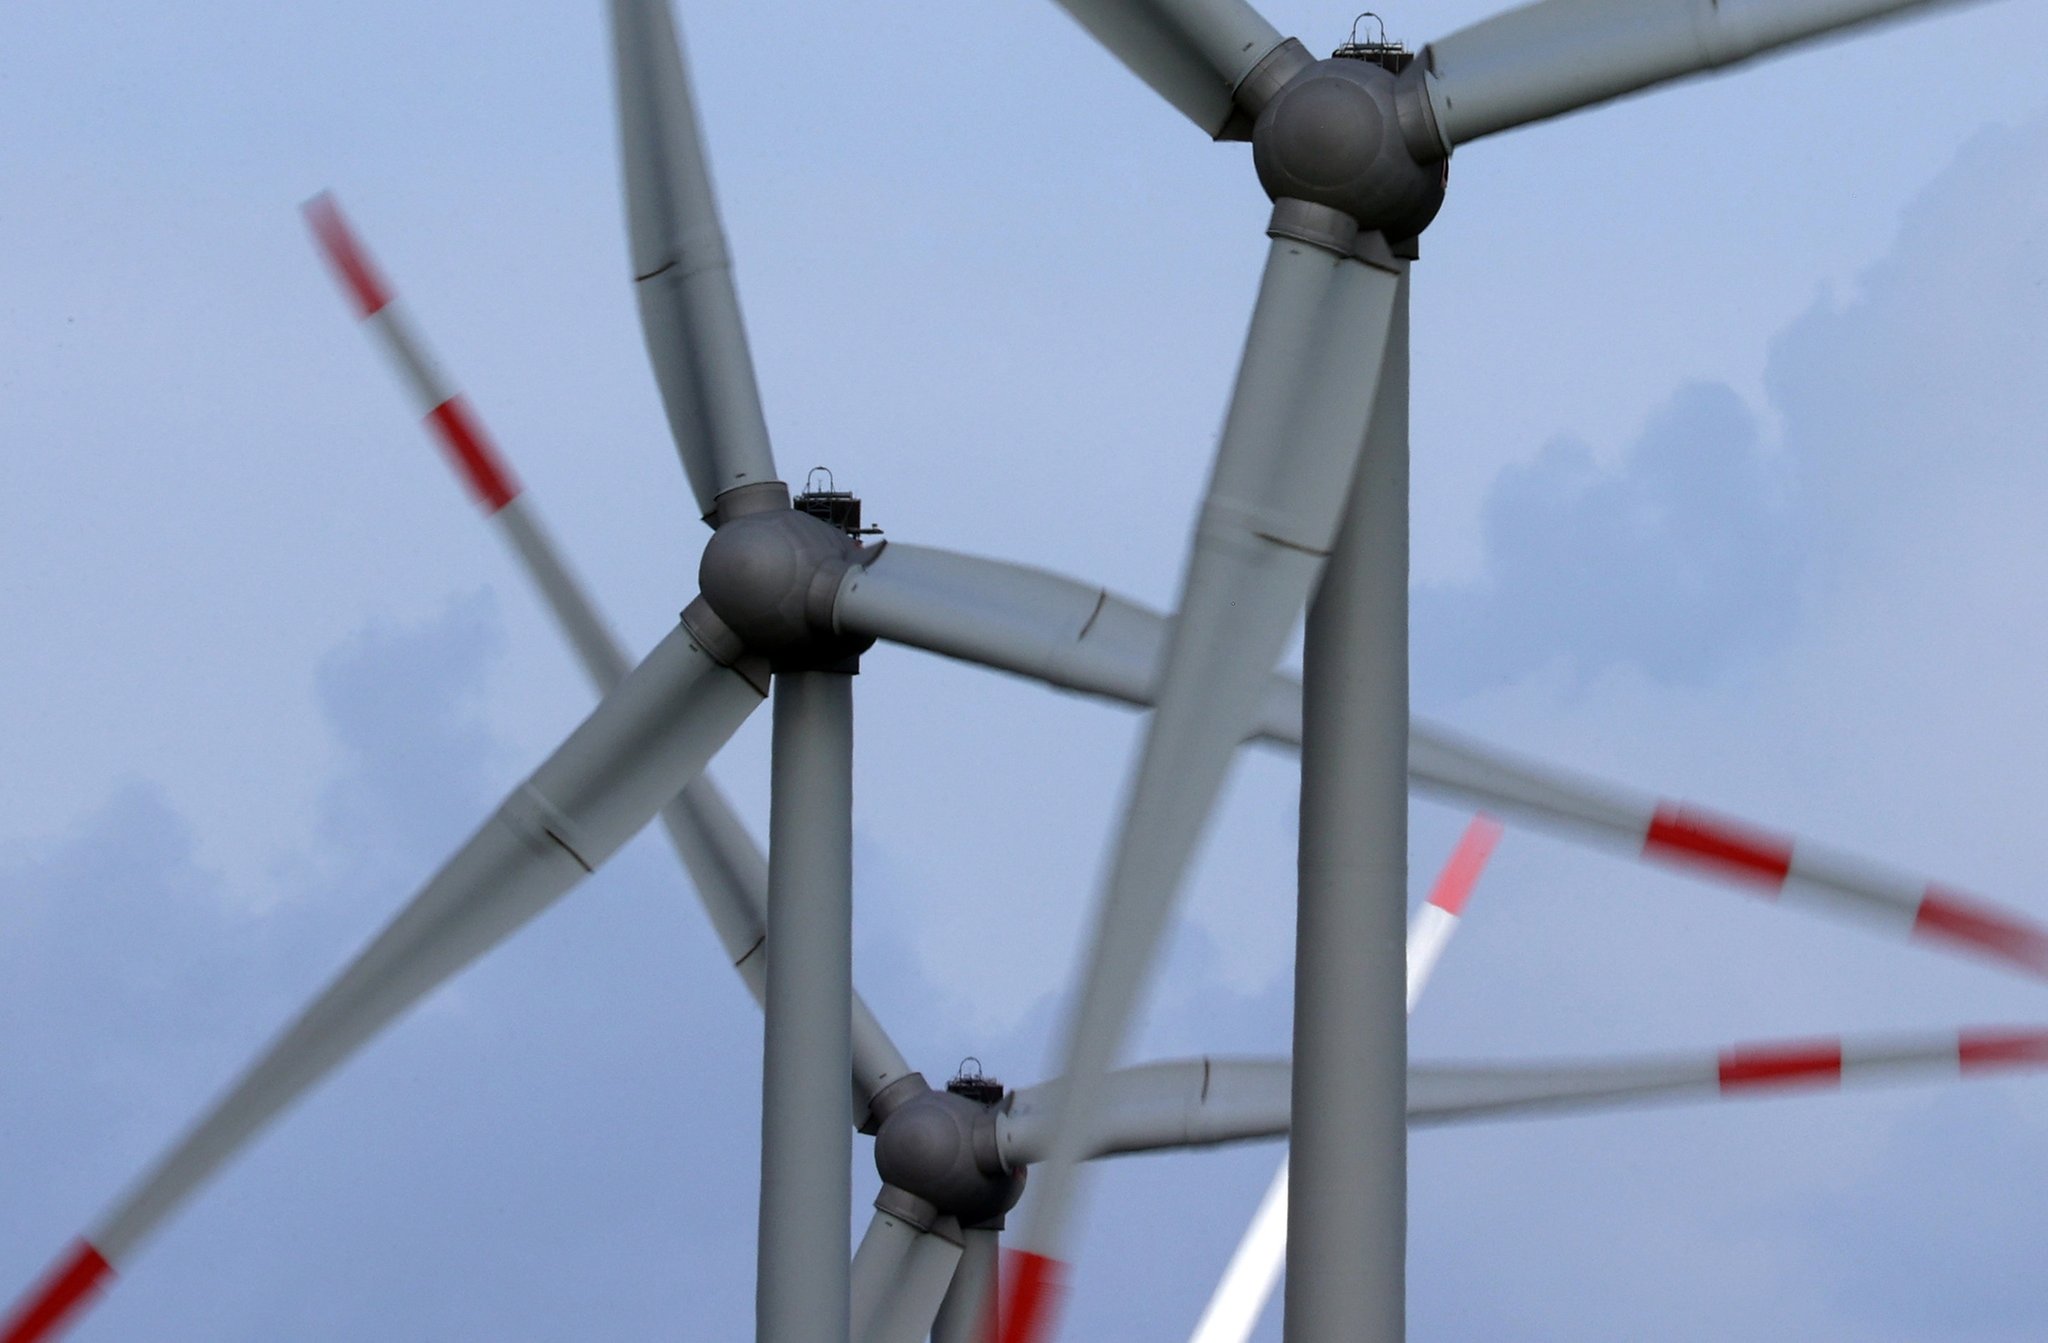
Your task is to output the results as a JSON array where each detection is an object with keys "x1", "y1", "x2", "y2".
[
  {"x1": 1426, "y1": 812, "x2": 1504, "y2": 914},
  {"x1": 1958, "y1": 1028, "x2": 2048, "y2": 1071},
  {"x1": 1914, "y1": 889, "x2": 2048, "y2": 978},
  {"x1": 997, "y1": 1249, "x2": 1067, "y2": 1343},
  {"x1": 2, "y1": 1240, "x2": 112, "y2": 1343},
  {"x1": 301, "y1": 191, "x2": 392, "y2": 318}
]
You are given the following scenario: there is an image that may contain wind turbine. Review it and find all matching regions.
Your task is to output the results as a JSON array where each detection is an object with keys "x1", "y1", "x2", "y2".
[
  {"x1": 2, "y1": 0, "x2": 2043, "y2": 1340},
  {"x1": 297, "y1": 195, "x2": 2048, "y2": 1343},
  {"x1": 991, "y1": 1, "x2": 2032, "y2": 1339}
]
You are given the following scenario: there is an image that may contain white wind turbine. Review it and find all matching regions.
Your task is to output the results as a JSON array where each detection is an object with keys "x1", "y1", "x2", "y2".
[
  {"x1": 295, "y1": 200, "x2": 2048, "y2": 1343},
  {"x1": 3, "y1": 1, "x2": 2045, "y2": 1341},
  {"x1": 307, "y1": 199, "x2": 2048, "y2": 1343}
]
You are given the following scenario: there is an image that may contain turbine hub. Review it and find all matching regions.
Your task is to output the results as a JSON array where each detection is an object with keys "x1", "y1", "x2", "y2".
[
  {"x1": 1252, "y1": 55, "x2": 1446, "y2": 243},
  {"x1": 698, "y1": 501, "x2": 874, "y2": 670},
  {"x1": 871, "y1": 1077, "x2": 1024, "y2": 1228}
]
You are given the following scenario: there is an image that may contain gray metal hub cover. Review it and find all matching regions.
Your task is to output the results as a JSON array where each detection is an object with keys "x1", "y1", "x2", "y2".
[
  {"x1": 1253, "y1": 58, "x2": 1446, "y2": 241},
  {"x1": 872, "y1": 1087, "x2": 1025, "y2": 1228},
  {"x1": 699, "y1": 506, "x2": 873, "y2": 668}
]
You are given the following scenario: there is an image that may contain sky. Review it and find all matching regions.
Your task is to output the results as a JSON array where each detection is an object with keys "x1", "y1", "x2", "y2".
[{"x1": 5, "y1": 0, "x2": 2048, "y2": 1339}]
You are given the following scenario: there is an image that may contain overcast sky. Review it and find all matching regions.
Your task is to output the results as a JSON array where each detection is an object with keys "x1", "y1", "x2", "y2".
[{"x1": 6, "y1": 1, "x2": 2048, "y2": 1339}]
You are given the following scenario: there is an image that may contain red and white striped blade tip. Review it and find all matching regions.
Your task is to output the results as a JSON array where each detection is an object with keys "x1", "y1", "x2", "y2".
[
  {"x1": 1715, "y1": 1029, "x2": 2048, "y2": 1094},
  {"x1": 1428, "y1": 813, "x2": 1504, "y2": 915},
  {"x1": 301, "y1": 192, "x2": 522, "y2": 515},
  {"x1": 2, "y1": 1242, "x2": 112, "y2": 1343},
  {"x1": 1642, "y1": 805, "x2": 2048, "y2": 979},
  {"x1": 997, "y1": 1249, "x2": 1066, "y2": 1343},
  {"x1": 302, "y1": 192, "x2": 390, "y2": 318}
]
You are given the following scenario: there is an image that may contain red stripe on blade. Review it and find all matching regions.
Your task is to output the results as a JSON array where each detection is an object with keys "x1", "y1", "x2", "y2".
[
  {"x1": 1428, "y1": 814, "x2": 1504, "y2": 915},
  {"x1": 997, "y1": 1250, "x2": 1065, "y2": 1343},
  {"x1": 426, "y1": 397, "x2": 520, "y2": 513},
  {"x1": 303, "y1": 193, "x2": 392, "y2": 317},
  {"x1": 1913, "y1": 889, "x2": 2048, "y2": 977},
  {"x1": 1958, "y1": 1029, "x2": 2048, "y2": 1072},
  {"x1": 1643, "y1": 805, "x2": 1793, "y2": 889},
  {"x1": 2, "y1": 1241, "x2": 112, "y2": 1343},
  {"x1": 1717, "y1": 1041, "x2": 1843, "y2": 1092}
]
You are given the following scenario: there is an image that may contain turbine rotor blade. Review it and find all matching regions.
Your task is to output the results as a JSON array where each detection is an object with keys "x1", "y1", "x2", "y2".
[
  {"x1": 1003, "y1": 227, "x2": 1404, "y2": 1343},
  {"x1": 304, "y1": 193, "x2": 521, "y2": 518},
  {"x1": 833, "y1": 542, "x2": 1303, "y2": 744},
  {"x1": 1041, "y1": 0, "x2": 1296, "y2": 138},
  {"x1": 1, "y1": 618, "x2": 763, "y2": 1337},
  {"x1": 306, "y1": 195, "x2": 916, "y2": 1123},
  {"x1": 850, "y1": 1204, "x2": 968, "y2": 1343},
  {"x1": 840, "y1": 544, "x2": 2048, "y2": 980},
  {"x1": 1000, "y1": 1059, "x2": 1293, "y2": 1167},
  {"x1": 932, "y1": 1225, "x2": 1001, "y2": 1343},
  {"x1": 1409, "y1": 1027, "x2": 2048, "y2": 1123},
  {"x1": 0, "y1": 1244, "x2": 109, "y2": 1343},
  {"x1": 1407, "y1": 815, "x2": 1503, "y2": 1010},
  {"x1": 993, "y1": 1028, "x2": 2048, "y2": 1163},
  {"x1": 852, "y1": 1202, "x2": 969, "y2": 1343},
  {"x1": 1414, "y1": 0, "x2": 1978, "y2": 152},
  {"x1": 609, "y1": 0, "x2": 781, "y2": 517},
  {"x1": 1187, "y1": 1169, "x2": 1286, "y2": 1343},
  {"x1": 1191, "y1": 814, "x2": 1504, "y2": 1343},
  {"x1": 1409, "y1": 724, "x2": 2048, "y2": 979},
  {"x1": 851, "y1": 1205, "x2": 917, "y2": 1340}
]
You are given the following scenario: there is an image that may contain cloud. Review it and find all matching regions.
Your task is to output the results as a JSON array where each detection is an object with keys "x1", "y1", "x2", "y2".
[
  {"x1": 0, "y1": 596, "x2": 769, "y2": 1337},
  {"x1": 1415, "y1": 380, "x2": 1803, "y2": 702},
  {"x1": 1395, "y1": 108, "x2": 2048, "y2": 1343}
]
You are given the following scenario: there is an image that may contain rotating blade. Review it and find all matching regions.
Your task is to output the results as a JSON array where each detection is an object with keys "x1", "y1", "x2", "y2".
[
  {"x1": 833, "y1": 542, "x2": 1305, "y2": 744},
  {"x1": 993, "y1": 1027, "x2": 2048, "y2": 1166},
  {"x1": 1000, "y1": 237, "x2": 1404, "y2": 1343},
  {"x1": 1410, "y1": 724, "x2": 2048, "y2": 980},
  {"x1": 1415, "y1": 0, "x2": 1981, "y2": 151},
  {"x1": 932, "y1": 1225, "x2": 1001, "y2": 1343},
  {"x1": 1190, "y1": 815, "x2": 1501, "y2": 1343},
  {"x1": 0, "y1": 619, "x2": 762, "y2": 1338},
  {"x1": 851, "y1": 1205, "x2": 968, "y2": 1343},
  {"x1": 1040, "y1": 0, "x2": 1292, "y2": 137},
  {"x1": 306, "y1": 195, "x2": 915, "y2": 1121},
  {"x1": 836, "y1": 541, "x2": 2048, "y2": 982},
  {"x1": 609, "y1": 0, "x2": 780, "y2": 516},
  {"x1": 1409, "y1": 1027, "x2": 2048, "y2": 1124}
]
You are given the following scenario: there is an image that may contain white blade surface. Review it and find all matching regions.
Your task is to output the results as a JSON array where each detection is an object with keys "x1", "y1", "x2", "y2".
[
  {"x1": 0, "y1": 621, "x2": 762, "y2": 1340},
  {"x1": 833, "y1": 542, "x2": 1303, "y2": 744},
  {"x1": 1410, "y1": 1027, "x2": 2048, "y2": 1123},
  {"x1": 1409, "y1": 724, "x2": 2048, "y2": 979},
  {"x1": 1041, "y1": 0, "x2": 1288, "y2": 137},
  {"x1": 609, "y1": 0, "x2": 780, "y2": 515},
  {"x1": 1417, "y1": 0, "x2": 1977, "y2": 150},
  {"x1": 1190, "y1": 815, "x2": 1502, "y2": 1343},
  {"x1": 307, "y1": 194, "x2": 915, "y2": 1122},
  {"x1": 836, "y1": 552, "x2": 2048, "y2": 982},
  {"x1": 850, "y1": 1210, "x2": 967, "y2": 1343},
  {"x1": 994, "y1": 1028, "x2": 2048, "y2": 1165},
  {"x1": 933, "y1": 1226, "x2": 1001, "y2": 1343},
  {"x1": 1003, "y1": 236, "x2": 1402, "y2": 1343}
]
